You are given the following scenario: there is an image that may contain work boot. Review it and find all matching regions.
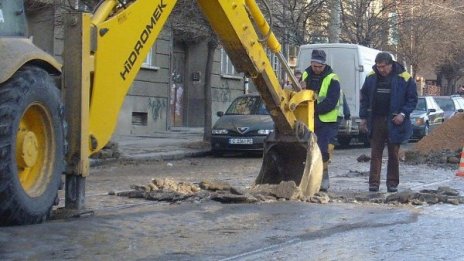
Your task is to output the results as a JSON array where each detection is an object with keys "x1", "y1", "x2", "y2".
[{"x1": 320, "y1": 161, "x2": 330, "y2": 192}]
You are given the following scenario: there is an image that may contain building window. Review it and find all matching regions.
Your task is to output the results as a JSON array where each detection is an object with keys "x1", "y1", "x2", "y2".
[
  {"x1": 132, "y1": 112, "x2": 148, "y2": 126},
  {"x1": 221, "y1": 48, "x2": 239, "y2": 76},
  {"x1": 142, "y1": 46, "x2": 159, "y2": 70},
  {"x1": 220, "y1": 48, "x2": 281, "y2": 79}
]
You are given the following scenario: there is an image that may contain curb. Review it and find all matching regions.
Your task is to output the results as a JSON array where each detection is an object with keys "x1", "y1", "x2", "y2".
[{"x1": 90, "y1": 149, "x2": 211, "y2": 167}]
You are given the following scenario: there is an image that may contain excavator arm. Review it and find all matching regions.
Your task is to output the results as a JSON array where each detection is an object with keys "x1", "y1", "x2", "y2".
[
  {"x1": 0, "y1": 0, "x2": 322, "y2": 225},
  {"x1": 67, "y1": 0, "x2": 317, "y2": 154},
  {"x1": 196, "y1": 0, "x2": 323, "y2": 194},
  {"x1": 64, "y1": 0, "x2": 323, "y2": 207}
]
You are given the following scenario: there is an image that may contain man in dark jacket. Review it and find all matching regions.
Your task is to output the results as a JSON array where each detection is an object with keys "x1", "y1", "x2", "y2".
[
  {"x1": 301, "y1": 49, "x2": 340, "y2": 191},
  {"x1": 359, "y1": 52, "x2": 418, "y2": 192}
]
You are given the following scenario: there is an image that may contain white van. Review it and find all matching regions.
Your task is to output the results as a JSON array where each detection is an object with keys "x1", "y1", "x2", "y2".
[{"x1": 296, "y1": 43, "x2": 381, "y2": 146}]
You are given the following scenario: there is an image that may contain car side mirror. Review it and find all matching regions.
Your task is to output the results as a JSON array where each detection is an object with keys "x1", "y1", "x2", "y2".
[
  {"x1": 427, "y1": 108, "x2": 436, "y2": 113},
  {"x1": 217, "y1": 111, "x2": 224, "y2": 117}
]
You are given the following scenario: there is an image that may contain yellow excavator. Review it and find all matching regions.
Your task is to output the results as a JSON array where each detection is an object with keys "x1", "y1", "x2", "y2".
[{"x1": 0, "y1": 0, "x2": 322, "y2": 226}]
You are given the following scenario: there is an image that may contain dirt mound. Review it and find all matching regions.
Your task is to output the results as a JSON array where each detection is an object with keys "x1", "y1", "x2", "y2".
[{"x1": 413, "y1": 113, "x2": 464, "y2": 153}]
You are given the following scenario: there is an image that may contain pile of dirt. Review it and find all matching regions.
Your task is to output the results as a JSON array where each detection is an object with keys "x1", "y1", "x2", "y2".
[
  {"x1": 405, "y1": 113, "x2": 463, "y2": 165},
  {"x1": 413, "y1": 113, "x2": 464, "y2": 153}
]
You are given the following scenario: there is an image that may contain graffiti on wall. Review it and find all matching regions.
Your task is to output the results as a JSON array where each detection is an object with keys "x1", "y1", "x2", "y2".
[
  {"x1": 148, "y1": 97, "x2": 167, "y2": 121},
  {"x1": 213, "y1": 81, "x2": 233, "y2": 103}
]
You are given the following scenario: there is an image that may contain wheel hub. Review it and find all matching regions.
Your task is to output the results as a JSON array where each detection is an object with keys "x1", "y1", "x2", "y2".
[
  {"x1": 16, "y1": 103, "x2": 55, "y2": 196},
  {"x1": 18, "y1": 131, "x2": 39, "y2": 168}
]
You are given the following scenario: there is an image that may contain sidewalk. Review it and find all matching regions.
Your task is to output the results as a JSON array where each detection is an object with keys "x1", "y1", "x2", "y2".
[{"x1": 91, "y1": 127, "x2": 211, "y2": 166}]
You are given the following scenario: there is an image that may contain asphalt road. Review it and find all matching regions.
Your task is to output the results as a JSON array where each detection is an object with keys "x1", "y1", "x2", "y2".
[{"x1": 1, "y1": 146, "x2": 463, "y2": 260}]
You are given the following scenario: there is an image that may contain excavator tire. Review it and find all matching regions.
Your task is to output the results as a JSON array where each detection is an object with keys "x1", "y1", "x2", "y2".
[{"x1": 0, "y1": 66, "x2": 65, "y2": 226}]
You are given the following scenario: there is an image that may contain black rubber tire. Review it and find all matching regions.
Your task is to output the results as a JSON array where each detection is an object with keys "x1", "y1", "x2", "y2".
[{"x1": 0, "y1": 66, "x2": 65, "y2": 226}]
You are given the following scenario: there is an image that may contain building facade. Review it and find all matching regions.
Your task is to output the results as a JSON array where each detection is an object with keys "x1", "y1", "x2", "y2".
[{"x1": 25, "y1": 1, "x2": 250, "y2": 137}]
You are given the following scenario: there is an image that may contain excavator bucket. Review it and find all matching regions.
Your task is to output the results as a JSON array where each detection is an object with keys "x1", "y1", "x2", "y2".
[{"x1": 255, "y1": 130, "x2": 323, "y2": 197}]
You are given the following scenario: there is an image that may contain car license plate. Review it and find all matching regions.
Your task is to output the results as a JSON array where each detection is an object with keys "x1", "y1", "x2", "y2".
[{"x1": 229, "y1": 138, "x2": 253, "y2": 145}]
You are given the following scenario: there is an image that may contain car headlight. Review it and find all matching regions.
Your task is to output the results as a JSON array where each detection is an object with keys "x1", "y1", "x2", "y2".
[
  {"x1": 257, "y1": 129, "x2": 273, "y2": 135},
  {"x1": 212, "y1": 129, "x2": 228, "y2": 135},
  {"x1": 415, "y1": 118, "x2": 425, "y2": 126}
]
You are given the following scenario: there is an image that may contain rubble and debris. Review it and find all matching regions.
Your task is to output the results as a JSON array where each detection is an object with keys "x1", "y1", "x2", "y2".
[
  {"x1": 91, "y1": 141, "x2": 121, "y2": 159},
  {"x1": 385, "y1": 187, "x2": 464, "y2": 205},
  {"x1": 330, "y1": 186, "x2": 464, "y2": 206},
  {"x1": 307, "y1": 192, "x2": 330, "y2": 204},
  {"x1": 199, "y1": 180, "x2": 234, "y2": 192},
  {"x1": 405, "y1": 113, "x2": 464, "y2": 166},
  {"x1": 111, "y1": 176, "x2": 464, "y2": 207},
  {"x1": 145, "y1": 191, "x2": 191, "y2": 201},
  {"x1": 210, "y1": 193, "x2": 258, "y2": 204},
  {"x1": 110, "y1": 178, "x2": 201, "y2": 202},
  {"x1": 357, "y1": 154, "x2": 371, "y2": 162},
  {"x1": 339, "y1": 170, "x2": 369, "y2": 178},
  {"x1": 112, "y1": 179, "x2": 328, "y2": 204}
]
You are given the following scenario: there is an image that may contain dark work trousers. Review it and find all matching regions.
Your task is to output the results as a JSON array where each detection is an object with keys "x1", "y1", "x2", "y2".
[
  {"x1": 369, "y1": 115, "x2": 400, "y2": 188},
  {"x1": 315, "y1": 120, "x2": 338, "y2": 163}
]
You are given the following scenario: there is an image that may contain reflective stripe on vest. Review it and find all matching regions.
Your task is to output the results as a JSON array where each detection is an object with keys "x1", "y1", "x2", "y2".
[
  {"x1": 338, "y1": 89, "x2": 344, "y2": 117},
  {"x1": 318, "y1": 73, "x2": 339, "y2": 122}
]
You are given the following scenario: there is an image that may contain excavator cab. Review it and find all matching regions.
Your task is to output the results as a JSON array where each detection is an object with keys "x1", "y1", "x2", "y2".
[{"x1": 0, "y1": 0, "x2": 28, "y2": 37}]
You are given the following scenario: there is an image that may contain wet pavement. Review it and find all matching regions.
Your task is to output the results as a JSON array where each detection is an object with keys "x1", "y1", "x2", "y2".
[
  {"x1": 237, "y1": 203, "x2": 464, "y2": 261},
  {"x1": 1, "y1": 130, "x2": 464, "y2": 260},
  {"x1": 0, "y1": 200, "x2": 421, "y2": 260}
]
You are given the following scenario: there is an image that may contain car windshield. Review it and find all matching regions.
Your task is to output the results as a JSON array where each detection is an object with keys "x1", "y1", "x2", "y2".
[
  {"x1": 435, "y1": 98, "x2": 455, "y2": 111},
  {"x1": 414, "y1": 98, "x2": 426, "y2": 111},
  {"x1": 225, "y1": 96, "x2": 269, "y2": 115}
]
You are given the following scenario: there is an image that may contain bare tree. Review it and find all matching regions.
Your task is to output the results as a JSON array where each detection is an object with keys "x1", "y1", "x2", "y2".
[
  {"x1": 339, "y1": 0, "x2": 396, "y2": 48},
  {"x1": 394, "y1": 0, "x2": 464, "y2": 92},
  {"x1": 170, "y1": 1, "x2": 214, "y2": 43},
  {"x1": 393, "y1": 1, "x2": 444, "y2": 78},
  {"x1": 268, "y1": 0, "x2": 327, "y2": 46},
  {"x1": 329, "y1": 0, "x2": 341, "y2": 43}
]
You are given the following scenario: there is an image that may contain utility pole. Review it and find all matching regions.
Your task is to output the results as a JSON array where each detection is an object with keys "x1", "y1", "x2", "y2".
[{"x1": 329, "y1": 0, "x2": 341, "y2": 43}]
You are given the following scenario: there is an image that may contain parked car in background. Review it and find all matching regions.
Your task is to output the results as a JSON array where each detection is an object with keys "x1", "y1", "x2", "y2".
[
  {"x1": 410, "y1": 96, "x2": 444, "y2": 140},
  {"x1": 433, "y1": 95, "x2": 464, "y2": 120},
  {"x1": 211, "y1": 93, "x2": 273, "y2": 156}
]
